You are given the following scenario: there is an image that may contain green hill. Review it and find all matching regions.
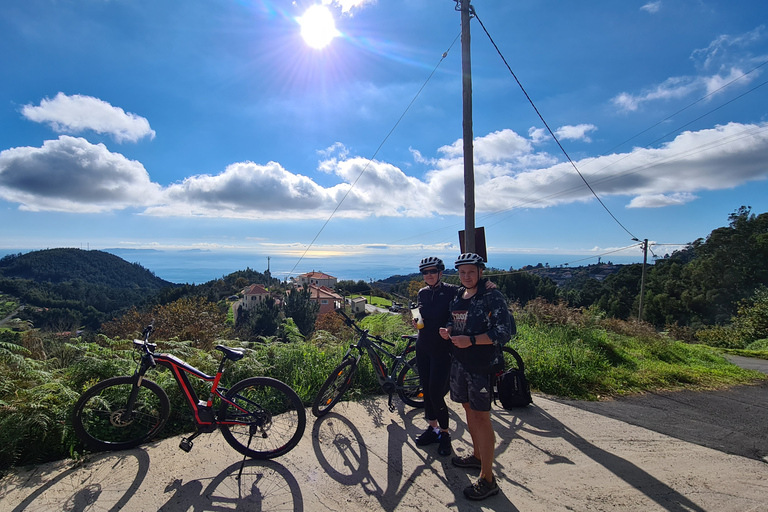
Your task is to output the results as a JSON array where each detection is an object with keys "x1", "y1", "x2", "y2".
[
  {"x1": 0, "y1": 249, "x2": 176, "y2": 331},
  {"x1": 0, "y1": 248, "x2": 172, "y2": 289}
]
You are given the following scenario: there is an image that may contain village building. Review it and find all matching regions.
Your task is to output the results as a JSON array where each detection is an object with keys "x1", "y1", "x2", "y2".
[
  {"x1": 295, "y1": 270, "x2": 337, "y2": 288},
  {"x1": 307, "y1": 284, "x2": 344, "y2": 315}
]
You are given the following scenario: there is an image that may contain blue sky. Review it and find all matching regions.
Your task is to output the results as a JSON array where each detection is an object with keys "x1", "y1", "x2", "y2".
[{"x1": 2, "y1": 0, "x2": 767, "y2": 281}]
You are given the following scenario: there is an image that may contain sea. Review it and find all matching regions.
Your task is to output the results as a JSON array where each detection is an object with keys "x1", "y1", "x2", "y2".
[{"x1": 0, "y1": 248, "x2": 647, "y2": 285}]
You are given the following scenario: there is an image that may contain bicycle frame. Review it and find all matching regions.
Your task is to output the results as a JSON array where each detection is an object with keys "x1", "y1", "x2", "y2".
[
  {"x1": 131, "y1": 339, "x2": 247, "y2": 431},
  {"x1": 343, "y1": 332, "x2": 415, "y2": 391}
]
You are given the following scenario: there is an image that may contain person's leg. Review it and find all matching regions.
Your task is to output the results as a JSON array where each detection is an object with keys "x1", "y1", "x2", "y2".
[
  {"x1": 466, "y1": 409, "x2": 494, "y2": 482},
  {"x1": 416, "y1": 349, "x2": 436, "y2": 425},
  {"x1": 431, "y1": 352, "x2": 452, "y2": 431},
  {"x1": 415, "y1": 350, "x2": 440, "y2": 444}
]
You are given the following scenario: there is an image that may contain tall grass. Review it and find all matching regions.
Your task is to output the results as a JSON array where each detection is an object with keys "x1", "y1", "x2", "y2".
[{"x1": 0, "y1": 309, "x2": 763, "y2": 472}]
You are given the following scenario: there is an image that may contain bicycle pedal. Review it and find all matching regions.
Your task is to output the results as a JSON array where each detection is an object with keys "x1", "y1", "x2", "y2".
[{"x1": 179, "y1": 438, "x2": 193, "y2": 452}]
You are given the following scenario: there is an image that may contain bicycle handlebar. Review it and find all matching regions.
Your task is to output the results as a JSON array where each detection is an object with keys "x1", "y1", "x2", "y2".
[{"x1": 335, "y1": 308, "x2": 396, "y2": 346}]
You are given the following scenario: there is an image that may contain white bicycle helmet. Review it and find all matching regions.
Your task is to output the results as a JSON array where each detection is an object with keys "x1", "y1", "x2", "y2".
[
  {"x1": 419, "y1": 256, "x2": 445, "y2": 272},
  {"x1": 454, "y1": 252, "x2": 485, "y2": 269}
]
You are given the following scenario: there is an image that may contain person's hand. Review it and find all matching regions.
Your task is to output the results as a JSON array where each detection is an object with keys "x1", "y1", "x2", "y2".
[
  {"x1": 485, "y1": 280, "x2": 496, "y2": 290},
  {"x1": 450, "y1": 335, "x2": 472, "y2": 349},
  {"x1": 439, "y1": 327, "x2": 452, "y2": 340}
]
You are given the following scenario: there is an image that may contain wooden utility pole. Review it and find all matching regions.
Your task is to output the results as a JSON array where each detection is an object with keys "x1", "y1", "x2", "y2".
[
  {"x1": 460, "y1": 0, "x2": 476, "y2": 253},
  {"x1": 638, "y1": 239, "x2": 648, "y2": 321}
]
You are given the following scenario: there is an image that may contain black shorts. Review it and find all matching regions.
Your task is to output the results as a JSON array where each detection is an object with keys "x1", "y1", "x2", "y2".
[{"x1": 449, "y1": 358, "x2": 492, "y2": 411}]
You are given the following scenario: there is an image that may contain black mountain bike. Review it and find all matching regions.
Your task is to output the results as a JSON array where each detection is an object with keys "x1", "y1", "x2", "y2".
[
  {"x1": 311, "y1": 309, "x2": 423, "y2": 417},
  {"x1": 72, "y1": 324, "x2": 306, "y2": 459}
]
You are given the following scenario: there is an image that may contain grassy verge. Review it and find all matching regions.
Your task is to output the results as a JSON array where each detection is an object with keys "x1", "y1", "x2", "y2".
[
  {"x1": 1, "y1": 311, "x2": 764, "y2": 472},
  {"x1": 348, "y1": 294, "x2": 393, "y2": 308},
  {"x1": 717, "y1": 348, "x2": 768, "y2": 360}
]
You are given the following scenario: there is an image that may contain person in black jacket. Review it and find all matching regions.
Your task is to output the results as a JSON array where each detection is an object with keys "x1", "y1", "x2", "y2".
[
  {"x1": 439, "y1": 253, "x2": 514, "y2": 501},
  {"x1": 412, "y1": 256, "x2": 457, "y2": 456}
]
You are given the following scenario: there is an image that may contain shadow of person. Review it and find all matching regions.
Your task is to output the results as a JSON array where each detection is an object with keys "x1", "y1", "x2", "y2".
[
  {"x1": 502, "y1": 403, "x2": 707, "y2": 512},
  {"x1": 11, "y1": 449, "x2": 151, "y2": 512}
]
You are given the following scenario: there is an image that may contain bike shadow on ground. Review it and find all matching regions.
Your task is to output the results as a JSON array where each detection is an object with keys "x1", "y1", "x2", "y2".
[
  {"x1": 158, "y1": 458, "x2": 303, "y2": 512},
  {"x1": 6, "y1": 449, "x2": 151, "y2": 512},
  {"x1": 311, "y1": 399, "x2": 519, "y2": 512},
  {"x1": 311, "y1": 397, "x2": 710, "y2": 511},
  {"x1": 4, "y1": 443, "x2": 303, "y2": 512},
  {"x1": 491, "y1": 403, "x2": 707, "y2": 512}
]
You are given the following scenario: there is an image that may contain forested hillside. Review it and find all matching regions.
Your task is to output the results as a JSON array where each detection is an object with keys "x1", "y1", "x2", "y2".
[
  {"x1": 0, "y1": 249, "x2": 176, "y2": 331},
  {"x1": 558, "y1": 207, "x2": 767, "y2": 329},
  {"x1": 0, "y1": 249, "x2": 276, "y2": 332},
  {"x1": 0, "y1": 248, "x2": 171, "y2": 288}
]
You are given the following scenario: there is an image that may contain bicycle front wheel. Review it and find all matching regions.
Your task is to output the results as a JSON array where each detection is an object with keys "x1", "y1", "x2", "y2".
[
  {"x1": 219, "y1": 377, "x2": 306, "y2": 459},
  {"x1": 396, "y1": 356, "x2": 424, "y2": 408},
  {"x1": 72, "y1": 376, "x2": 170, "y2": 452},
  {"x1": 311, "y1": 358, "x2": 357, "y2": 418}
]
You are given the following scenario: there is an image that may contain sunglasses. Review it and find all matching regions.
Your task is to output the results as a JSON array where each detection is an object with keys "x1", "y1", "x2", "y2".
[{"x1": 421, "y1": 269, "x2": 440, "y2": 275}]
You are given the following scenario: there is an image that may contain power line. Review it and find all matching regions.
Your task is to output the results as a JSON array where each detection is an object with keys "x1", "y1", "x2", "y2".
[
  {"x1": 287, "y1": 34, "x2": 461, "y2": 278},
  {"x1": 472, "y1": 9, "x2": 639, "y2": 241}
]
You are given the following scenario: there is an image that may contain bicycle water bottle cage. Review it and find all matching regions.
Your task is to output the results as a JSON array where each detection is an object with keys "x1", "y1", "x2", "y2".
[{"x1": 216, "y1": 345, "x2": 245, "y2": 361}]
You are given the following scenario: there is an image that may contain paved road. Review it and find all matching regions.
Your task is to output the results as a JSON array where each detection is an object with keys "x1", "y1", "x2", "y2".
[{"x1": 2, "y1": 359, "x2": 767, "y2": 511}]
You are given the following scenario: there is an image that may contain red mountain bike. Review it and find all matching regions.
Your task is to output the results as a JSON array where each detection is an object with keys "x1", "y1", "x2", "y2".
[{"x1": 72, "y1": 324, "x2": 305, "y2": 459}]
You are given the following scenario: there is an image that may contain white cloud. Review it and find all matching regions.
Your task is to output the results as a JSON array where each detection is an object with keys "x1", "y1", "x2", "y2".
[
  {"x1": 611, "y1": 27, "x2": 766, "y2": 112},
  {"x1": 3, "y1": 123, "x2": 768, "y2": 217},
  {"x1": 554, "y1": 124, "x2": 598, "y2": 142},
  {"x1": 0, "y1": 136, "x2": 161, "y2": 212},
  {"x1": 529, "y1": 125, "x2": 597, "y2": 143},
  {"x1": 21, "y1": 92, "x2": 156, "y2": 143},
  {"x1": 626, "y1": 192, "x2": 698, "y2": 208},
  {"x1": 640, "y1": 1, "x2": 661, "y2": 14},
  {"x1": 438, "y1": 129, "x2": 533, "y2": 162},
  {"x1": 323, "y1": 0, "x2": 376, "y2": 14},
  {"x1": 149, "y1": 161, "x2": 339, "y2": 219}
]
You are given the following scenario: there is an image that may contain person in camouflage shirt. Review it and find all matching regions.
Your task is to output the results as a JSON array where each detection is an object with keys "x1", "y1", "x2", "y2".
[{"x1": 439, "y1": 253, "x2": 515, "y2": 501}]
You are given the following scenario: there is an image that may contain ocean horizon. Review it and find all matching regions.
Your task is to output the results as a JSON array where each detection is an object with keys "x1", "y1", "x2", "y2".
[{"x1": 1, "y1": 248, "x2": 648, "y2": 285}]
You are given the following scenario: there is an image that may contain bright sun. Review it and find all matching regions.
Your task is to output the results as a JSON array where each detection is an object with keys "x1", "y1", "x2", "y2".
[{"x1": 298, "y1": 5, "x2": 339, "y2": 49}]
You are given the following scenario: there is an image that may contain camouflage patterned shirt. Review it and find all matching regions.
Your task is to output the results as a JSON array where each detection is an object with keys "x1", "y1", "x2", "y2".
[{"x1": 447, "y1": 283, "x2": 515, "y2": 373}]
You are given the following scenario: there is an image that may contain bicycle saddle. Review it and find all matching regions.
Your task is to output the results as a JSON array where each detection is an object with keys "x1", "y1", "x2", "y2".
[{"x1": 216, "y1": 345, "x2": 245, "y2": 361}]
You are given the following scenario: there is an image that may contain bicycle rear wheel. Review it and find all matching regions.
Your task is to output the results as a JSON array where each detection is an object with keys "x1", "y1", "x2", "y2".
[
  {"x1": 311, "y1": 358, "x2": 357, "y2": 418},
  {"x1": 219, "y1": 377, "x2": 306, "y2": 459},
  {"x1": 396, "y1": 356, "x2": 424, "y2": 408},
  {"x1": 72, "y1": 376, "x2": 170, "y2": 452}
]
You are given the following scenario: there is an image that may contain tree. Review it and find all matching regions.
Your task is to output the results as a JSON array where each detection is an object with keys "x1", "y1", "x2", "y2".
[
  {"x1": 101, "y1": 297, "x2": 228, "y2": 348},
  {"x1": 239, "y1": 297, "x2": 281, "y2": 339},
  {"x1": 283, "y1": 285, "x2": 320, "y2": 339}
]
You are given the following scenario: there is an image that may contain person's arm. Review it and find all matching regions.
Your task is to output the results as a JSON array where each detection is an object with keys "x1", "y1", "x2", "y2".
[
  {"x1": 485, "y1": 290, "x2": 513, "y2": 345},
  {"x1": 450, "y1": 290, "x2": 511, "y2": 348}
]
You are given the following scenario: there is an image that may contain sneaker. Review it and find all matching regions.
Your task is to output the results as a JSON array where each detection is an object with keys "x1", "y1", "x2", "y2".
[
  {"x1": 451, "y1": 454, "x2": 482, "y2": 469},
  {"x1": 437, "y1": 432, "x2": 452, "y2": 456},
  {"x1": 463, "y1": 477, "x2": 499, "y2": 500},
  {"x1": 415, "y1": 426, "x2": 440, "y2": 446}
]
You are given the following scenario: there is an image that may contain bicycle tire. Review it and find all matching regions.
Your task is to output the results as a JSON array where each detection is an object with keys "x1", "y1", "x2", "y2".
[
  {"x1": 492, "y1": 345, "x2": 524, "y2": 407},
  {"x1": 396, "y1": 356, "x2": 424, "y2": 408},
  {"x1": 311, "y1": 358, "x2": 357, "y2": 418},
  {"x1": 219, "y1": 377, "x2": 306, "y2": 459},
  {"x1": 72, "y1": 376, "x2": 170, "y2": 452}
]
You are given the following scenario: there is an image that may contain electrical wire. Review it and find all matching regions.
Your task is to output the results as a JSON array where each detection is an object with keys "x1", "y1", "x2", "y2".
[
  {"x1": 287, "y1": 34, "x2": 461, "y2": 278},
  {"x1": 472, "y1": 9, "x2": 639, "y2": 241}
]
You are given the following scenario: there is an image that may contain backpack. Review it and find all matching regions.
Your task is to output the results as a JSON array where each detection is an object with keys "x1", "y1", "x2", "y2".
[{"x1": 494, "y1": 347, "x2": 532, "y2": 409}]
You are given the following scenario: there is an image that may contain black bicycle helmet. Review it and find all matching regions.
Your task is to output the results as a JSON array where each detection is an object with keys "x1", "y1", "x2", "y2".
[
  {"x1": 419, "y1": 256, "x2": 445, "y2": 272},
  {"x1": 454, "y1": 252, "x2": 485, "y2": 269}
]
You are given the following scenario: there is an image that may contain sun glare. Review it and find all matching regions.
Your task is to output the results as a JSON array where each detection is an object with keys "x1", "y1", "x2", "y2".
[{"x1": 298, "y1": 5, "x2": 339, "y2": 49}]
